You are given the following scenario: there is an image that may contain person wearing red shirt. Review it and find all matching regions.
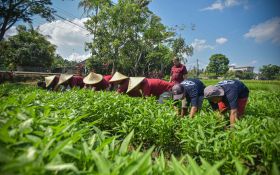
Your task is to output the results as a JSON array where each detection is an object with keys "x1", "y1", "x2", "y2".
[
  {"x1": 83, "y1": 72, "x2": 112, "y2": 91},
  {"x1": 109, "y1": 72, "x2": 129, "y2": 93},
  {"x1": 126, "y1": 77, "x2": 174, "y2": 98},
  {"x1": 55, "y1": 74, "x2": 84, "y2": 91},
  {"x1": 169, "y1": 57, "x2": 188, "y2": 84}
]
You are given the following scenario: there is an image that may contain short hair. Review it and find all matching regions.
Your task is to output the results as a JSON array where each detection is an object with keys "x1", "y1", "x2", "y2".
[{"x1": 173, "y1": 57, "x2": 179, "y2": 61}]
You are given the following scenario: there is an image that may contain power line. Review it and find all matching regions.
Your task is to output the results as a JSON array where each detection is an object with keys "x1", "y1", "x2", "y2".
[
  {"x1": 53, "y1": 14, "x2": 89, "y2": 33},
  {"x1": 52, "y1": 5, "x2": 80, "y2": 20}
]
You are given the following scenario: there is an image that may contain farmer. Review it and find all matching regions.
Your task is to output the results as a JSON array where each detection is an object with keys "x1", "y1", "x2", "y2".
[
  {"x1": 38, "y1": 75, "x2": 59, "y2": 90},
  {"x1": 126, "y1": 77, "x2": 174, "y2": 98},
  {"x1": 55, "y1": 74, "x2": 84, "y2": 91},
  {"x1": 169, "y1": 57, "x2": 188, "y2": 84},
  {"x1": 204, "y1": 80, "x2": 249, "y2": 127},
  {"x1": 172, "y1": 78, "x2": 206, "y2": 118},
  {"x1": 83, "y1": 72, "x2": 112, "y2": 91},
  {"x1": 109, "y1": 71, "x2": 129, "y2": 93}
]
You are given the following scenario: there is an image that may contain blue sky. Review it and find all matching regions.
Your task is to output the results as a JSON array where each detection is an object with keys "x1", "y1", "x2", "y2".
[{"x1": 6, "y1": 0, "x2": 280, "y2": 72}]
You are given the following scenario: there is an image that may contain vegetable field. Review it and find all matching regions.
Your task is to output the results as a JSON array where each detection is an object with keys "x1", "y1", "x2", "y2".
[{"x1": 0, "y1": 80, "x2": 279, "y2": 175}]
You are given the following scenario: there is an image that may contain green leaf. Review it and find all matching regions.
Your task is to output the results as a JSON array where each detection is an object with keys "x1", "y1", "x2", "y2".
[
  {"x1": 122, "y1": 146, "x2": 154, "y2": 175},
  {"x1": 92, "y1": 151, "x2": 111, "y2": 175},
  {"x1": 119, "y1": 130, "x2": 134, "y2": 155},
  {"x1": 45, "y1": 163, "x2": 79, "y2": 173}
]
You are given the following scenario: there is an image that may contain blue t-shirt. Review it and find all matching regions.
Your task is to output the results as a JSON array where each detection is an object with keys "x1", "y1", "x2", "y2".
[
  {"x1": 211, "y1": 80, "x2": 249, "y2": 110},
  {"x1": 180, "y1": 79, "x2": 206, "y2": 107}
]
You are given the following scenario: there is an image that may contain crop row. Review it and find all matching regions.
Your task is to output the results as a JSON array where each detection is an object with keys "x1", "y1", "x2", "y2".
[{"x1": 0, "y1": 83, "x2": 279, "y2": 174}]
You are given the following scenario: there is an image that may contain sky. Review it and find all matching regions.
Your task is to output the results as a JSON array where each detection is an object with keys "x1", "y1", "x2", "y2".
[{"x1": 4, "y1": 0, "x2": 280, "y2": 72}]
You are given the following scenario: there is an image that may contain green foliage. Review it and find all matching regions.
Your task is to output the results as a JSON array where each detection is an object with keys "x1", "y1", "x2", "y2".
[
  {"x1": 206, "y1": 54, "x2": 229, "y2": 77},
  {"x1": 84, "y1": 0, "x2": 191, "y2": 76},
  {"x1": 1, "y1": 25, "x2": 56, "y2": 69},
  {"x1": 0, "y1": 82, "x2": 279, "y2": 174},
  {"x1": 172, "y1": 37, "x2": 193, "y2": 62},
  {"x1": 259, "y1": 64, "x2": 280, "y2": 80},
  {"x1": 52, "y1": 54, "x2": 78, "y2": 69},
  {"x1": 0, "y1": 0, "x2": 55, "y2": 41}
]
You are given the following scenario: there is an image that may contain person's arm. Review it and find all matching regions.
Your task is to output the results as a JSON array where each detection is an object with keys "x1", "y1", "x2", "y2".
[
  {"x1": 181, "y1": 108, "x2": 187, "y2": 117},
  {"x1": 169, "y1": 69, "x2": 173, "y2": 82},
  {"x1": 229, "y1": 109, "x2": 238, "y2": 128},
  {"x1": 183, "y1": 66, "x2": 188, "y2": 80},
  {"x1": 189, "y1": 106, "x2": 197, "y2": 118},
  {"x1": 180, "y1": 98, "x2": 188, "y2": 117},
  {"x1": 91, "y1": 86, "x2": 96, "y2": 91},
  {"x1": 54, "y1": 85, "x2": 59, "y2": 91}
]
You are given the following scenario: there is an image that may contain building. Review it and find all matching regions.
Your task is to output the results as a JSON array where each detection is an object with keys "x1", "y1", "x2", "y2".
[{"x1": 229, "y1": 65, "x2": 254, "y2": 73}]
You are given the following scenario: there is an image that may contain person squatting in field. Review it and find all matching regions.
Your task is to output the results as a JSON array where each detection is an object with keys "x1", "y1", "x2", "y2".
[
  {"x1": 172, "y1": 78, "x2": 206, "y2": 118},
  {"x1": 83, "y1": 72, "x2": 112, "y2": 91},
  {"x1": 54, "y1": 74, "x2": 84, "y2": 91},
  {"x1": 169, "y1": 57, "x2": 188, "y2": 84},
  {"x1": 109, "y1": 71, "x2": 129, "y2": 93},
  {"x1": 37, "y1": 75, "x2": 59, "y2": 90},
  {"x1": 126, "y1": 77, "x2": 175, "y2": 99},
  {"x1": 204, "y1": 80, "x2": 249, "y2": 127}
]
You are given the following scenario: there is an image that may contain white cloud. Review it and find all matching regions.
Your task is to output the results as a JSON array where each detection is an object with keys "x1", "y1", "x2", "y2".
[
  {"x1": 216, "y1": 37, "x2": 228, "y2": 44},
  {"x1": 38, "y1": 18, "x2": 93, "y2": 60},
  {"x1": 66, "y1": 52, "x2": 91, "y2": 62},
  {"x1": 201, "y1": 1, "x2": 224, "y2": 11},
  {"x1": 191, "y1": 39, "x2": 214, "y2": 51},
  {"x1": 4, "y1": 26, "x2": 17, "y2": 38},
  {"x1": 244, "y1": 17, "x2": 280, "y2": 44},
  {"x1": 224, "y1": 0, "x2": 240, "y2": 7},
  {"x1": 201, "y1": 0, "x2": 242, "y2": 11}
]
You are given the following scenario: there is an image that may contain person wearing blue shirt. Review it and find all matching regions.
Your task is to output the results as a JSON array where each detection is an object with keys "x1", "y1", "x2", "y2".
[
  {"x1": 204, "y1": 80, "x2": 249, "y2": 127},
  {"x1": 172, "y1": 78, "x2": 206, "y2": 118}
]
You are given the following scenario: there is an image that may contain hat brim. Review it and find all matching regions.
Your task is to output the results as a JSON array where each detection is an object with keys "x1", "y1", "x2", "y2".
[
  {"x1": 57, "y1": 74, "x2": 73, "y2": 86},
  {"x1": 109, "y1": 72, "x2": 128, "y2": 82},
  {"x1": 83, "y1": 73, "x2": 103, "y2": 85},
  {"x1": 126, "y1": 77, "x2": 145, "y2": 93},
  {"x1": 173, "y1": 93, "x2": 184, "y2": 100},
  {"x1": 204, "y1": 88, "x2": 224, "y2": 99},
  {"x1": 45, "y1": 75, "x2": 56, "y2": 87}
]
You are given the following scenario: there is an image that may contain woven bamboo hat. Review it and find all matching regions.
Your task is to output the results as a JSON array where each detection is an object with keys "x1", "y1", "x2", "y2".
[
  {"x1": 109, "y1": 72, "x2": 128, "y2": 82},
  {"x1": 126, "y1": 77, "x2": 145, "y2": 93},
  {"x1": 57, "y1": 74, "x2": 73, "y2": 86},
  {"x1": 83, "y1": 72, "x2": 103, "y2": 85},
  {"x1": 45, "y1": 75, "x2": 56, "y2": 87}
]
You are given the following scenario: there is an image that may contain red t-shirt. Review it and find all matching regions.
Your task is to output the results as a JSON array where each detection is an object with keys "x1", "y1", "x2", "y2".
[
  {"x1": 69, "y1": 75, "x2": 84, "y2": 88},
  {"x1": 141, "y1": 78, "x2": 174, "y2": 98},
  {"x1": 171, "y1": 63, "x2": 187, "y2": 84},
  {"x1": 117, "y1": 79, "x2": 129, "y2": 93},
  {"x1": 93, "y1": 75, "x2": 112, "y2": 91},
  {"x1": 103, "y1": 75, "x2": 112, "y2": 82}
]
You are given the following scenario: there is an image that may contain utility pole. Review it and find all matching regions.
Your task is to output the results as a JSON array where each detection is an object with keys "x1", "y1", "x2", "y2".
[{"x1": 196, "y1": 59, "x2": 199, "y2": 78}]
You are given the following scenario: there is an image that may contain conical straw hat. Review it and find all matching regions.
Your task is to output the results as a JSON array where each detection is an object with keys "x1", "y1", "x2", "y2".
[
  {"x1": 109, "y1": 72, "x2": 128, "y2": 82},
  {"x1": 57, "y1": 74, "x2": 73, "y2": 85},
  {"x1": 126, "y1": 77, "x2": 145, "y2": 93},
  {"x1": 83, "y1": 72, "x2": 103, "y2": 85},
  {"x1": 45, "y1": 75, "x2": 56, "y2": 87}
]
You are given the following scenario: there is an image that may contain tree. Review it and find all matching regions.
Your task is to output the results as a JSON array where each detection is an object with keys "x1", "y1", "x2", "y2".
[
  {"x1": 52, "y1": 54, "x2": 78, "y2": 68},
  {"x1": 172, "y1": 37, "x2": 193, "y2": 63},
  {"x1": 2, "y1": 25, "x2": 56, "y2": 69},
  {"x1": 206, "y1": 54, "x2": 229, "y2": 77},
  {"x1": 0, "y1": 0, "x2": 55, "y2": 41},
  {"x1": 259, "y1": 64, "x2": 280, "y2": 80},
  {"x1": 84, "y1": 0, "x2": 184, "y2": 76}
]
